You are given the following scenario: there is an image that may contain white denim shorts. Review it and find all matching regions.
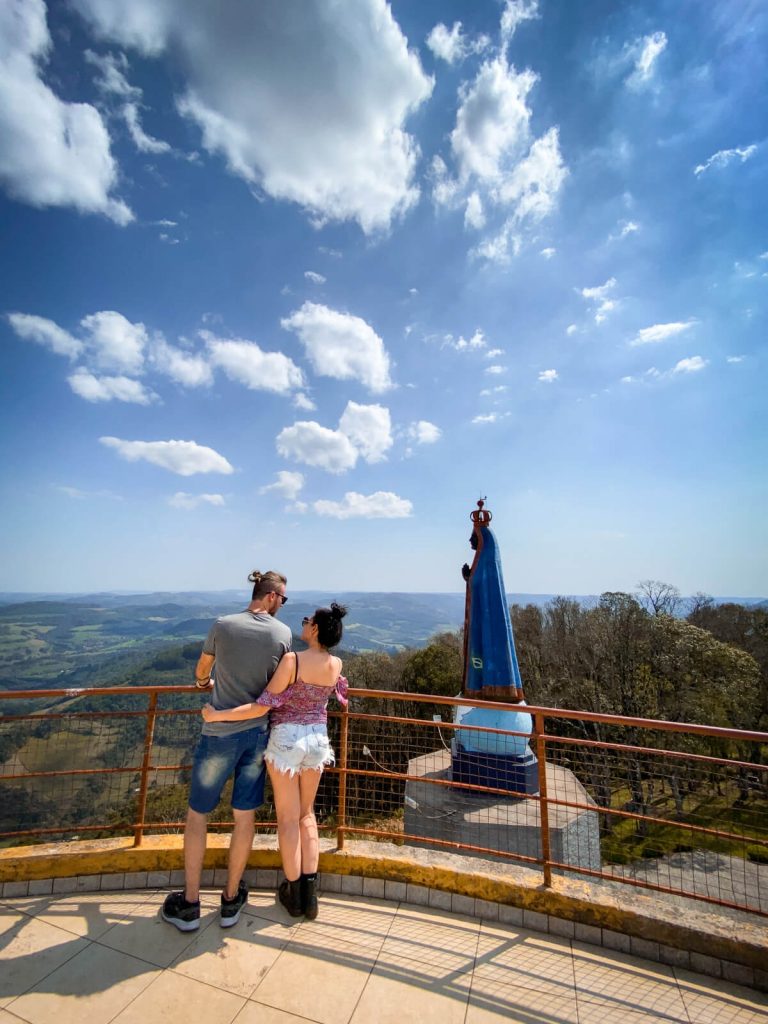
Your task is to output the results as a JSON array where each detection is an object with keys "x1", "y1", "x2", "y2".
[{"x1": 265, "y1": 723, "x2": 335, "y2": 776}]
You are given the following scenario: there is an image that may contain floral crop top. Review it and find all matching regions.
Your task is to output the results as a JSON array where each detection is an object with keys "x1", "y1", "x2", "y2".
[{"x1": 255, "y1": 674, "x2": 348, "y2": 726}]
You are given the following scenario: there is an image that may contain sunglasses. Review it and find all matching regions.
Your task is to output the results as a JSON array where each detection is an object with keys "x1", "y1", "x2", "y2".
[
  {"x1": 302, "y1": 616, "x2": 314, "y2": 625},
  {"x1": 272, "y1": 592, "x2": 287, "y2": 605}
]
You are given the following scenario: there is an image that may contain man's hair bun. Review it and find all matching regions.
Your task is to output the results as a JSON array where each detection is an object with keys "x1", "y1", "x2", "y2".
[
  {"x1": 330, "y1": 602, "x2": 347, "y2": 620},
  {"x1": 248, "y1": 570, "x2": 263, "y2": 584}
]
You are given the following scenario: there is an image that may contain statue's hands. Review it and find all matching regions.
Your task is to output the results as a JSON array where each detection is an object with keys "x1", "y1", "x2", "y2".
[
  {"x1": 461, "y1": 562, "x2": 471, "y2": 581},
  {"x1": 201, "y1": 703, "x2": 218, "y2": 721}
]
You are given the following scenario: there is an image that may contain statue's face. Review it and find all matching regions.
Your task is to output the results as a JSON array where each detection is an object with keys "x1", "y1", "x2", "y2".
[{"x1": 469, "y1": 531, "x2": 478, "y2": 550}]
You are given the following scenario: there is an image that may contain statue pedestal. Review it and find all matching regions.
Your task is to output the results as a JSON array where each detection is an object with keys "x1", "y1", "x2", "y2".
[
  {"x1": 451, "y1": 742, "x2": 539, "y2": 795},
  {"x1": 404, "y1": 749, "x2": 601, "y2": 873}
]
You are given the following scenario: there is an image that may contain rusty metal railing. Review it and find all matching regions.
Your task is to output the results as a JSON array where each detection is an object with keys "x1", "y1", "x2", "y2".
[{"x1": 1, "y1": 685, "x2": 766, "y2": 916}]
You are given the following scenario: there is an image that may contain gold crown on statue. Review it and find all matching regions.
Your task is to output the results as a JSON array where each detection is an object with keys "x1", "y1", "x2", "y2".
[{"x1": 470, "y1": 497, "x2": 492, "y2": 526}]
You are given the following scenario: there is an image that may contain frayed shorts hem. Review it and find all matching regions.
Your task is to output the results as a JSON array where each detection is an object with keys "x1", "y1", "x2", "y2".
[{"x1": 265, "y1": 751, "x2": 335, "y2": 777}]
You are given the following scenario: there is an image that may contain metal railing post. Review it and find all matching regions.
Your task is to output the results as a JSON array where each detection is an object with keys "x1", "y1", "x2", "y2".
[
  {"x1": 534, "y1": 710, "x2": 553, "y2": 887},
  {"x1": 336, "y1": 704, "x2": 349, "y2": 851},
  {"x1": 133, "y1": 692, "x2": 158, "y2": 847}
]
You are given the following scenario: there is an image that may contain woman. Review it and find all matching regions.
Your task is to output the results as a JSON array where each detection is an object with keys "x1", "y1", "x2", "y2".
[{"x1": 202, "y1": 602, "x2": 347, "y2": 920}]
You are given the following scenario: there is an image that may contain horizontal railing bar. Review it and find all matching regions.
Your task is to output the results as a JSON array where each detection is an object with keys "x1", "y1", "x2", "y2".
[
  {"x1": 3, "y1": 685, "x2": 767, "y2": 743},
  {"x1": 344, "y1": 690, "x2": 768, "y2": 742},
  {"x1": 0, "y1": 685, "x2": 201, "y2": 700}
]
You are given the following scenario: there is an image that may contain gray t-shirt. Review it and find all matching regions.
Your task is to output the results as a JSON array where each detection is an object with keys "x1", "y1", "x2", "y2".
[{"x1": 201, "y1": 610, "x2": 292, "y2": 736}]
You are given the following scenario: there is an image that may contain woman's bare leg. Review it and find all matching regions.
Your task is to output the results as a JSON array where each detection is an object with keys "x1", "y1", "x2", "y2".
[
  {"x1": 298, "y1": 769, "x2": 322, "y2": 874},
  {"x1": 268, "y1": 764, "x2": 301, "y2": 880}
]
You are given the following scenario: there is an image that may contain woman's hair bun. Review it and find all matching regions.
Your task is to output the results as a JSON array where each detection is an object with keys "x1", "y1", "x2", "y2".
[
  {"x1": 330, "y1": 602, "x2": 347, "y2": 620},
  {"x1": 248, "y1": 570, "x2": 263, "y2": 584}
]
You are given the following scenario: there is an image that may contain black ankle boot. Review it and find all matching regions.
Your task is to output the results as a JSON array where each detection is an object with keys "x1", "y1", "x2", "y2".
[
  {"x1": 300, "y1": 873, "x2": 318, "y2": 920},
  {"x1": 278, "y1": 878, "x2": 303, "y2": 917}
]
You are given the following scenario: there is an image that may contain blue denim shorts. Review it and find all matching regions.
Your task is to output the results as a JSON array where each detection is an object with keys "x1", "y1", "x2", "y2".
[{"x1": 188, "y1": 724, "x2": 269, "y2": 814}]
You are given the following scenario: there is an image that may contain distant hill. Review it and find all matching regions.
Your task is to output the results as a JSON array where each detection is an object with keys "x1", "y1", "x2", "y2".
[{"x1": 0, "y1": 590, "x2": 765, "y2": 692}]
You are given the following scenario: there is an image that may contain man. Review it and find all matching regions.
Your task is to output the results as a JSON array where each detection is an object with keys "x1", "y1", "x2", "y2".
[{"x1": 162, "y1": 569, "x2": 291, "y2": 931}]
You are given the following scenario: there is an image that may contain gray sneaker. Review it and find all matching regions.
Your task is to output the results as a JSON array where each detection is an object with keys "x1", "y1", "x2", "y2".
[{"x1": 220, "y1": 880, "x2": 248, "y2": 927}]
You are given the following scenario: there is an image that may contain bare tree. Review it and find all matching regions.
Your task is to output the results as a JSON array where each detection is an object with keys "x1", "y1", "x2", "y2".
[
  {"x1": 686, "y1": 591, "x2": 714, "y2": 618},
  {"x1": 636, "y1": 580, "x2": 681, "y2": 617}
]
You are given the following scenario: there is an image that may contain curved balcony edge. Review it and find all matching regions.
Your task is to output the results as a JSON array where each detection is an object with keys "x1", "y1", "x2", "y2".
[{"x1": 1, "y1": 834, "x2": 765, "y2": 991}]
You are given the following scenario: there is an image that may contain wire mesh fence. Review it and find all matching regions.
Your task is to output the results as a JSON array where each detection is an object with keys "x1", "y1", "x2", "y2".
[{"x1": 1, "y1": 685, "x2": 766, "y2": 916}]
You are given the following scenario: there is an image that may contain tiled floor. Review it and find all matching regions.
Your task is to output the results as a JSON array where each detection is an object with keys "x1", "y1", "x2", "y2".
[{"x1": 1, "y1": 889, "x2": 766, "y2": 1024}]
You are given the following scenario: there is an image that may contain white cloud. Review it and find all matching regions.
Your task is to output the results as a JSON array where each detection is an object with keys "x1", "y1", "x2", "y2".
[
  {"x1": 294, "y1": 392, "x2": 316, "y2": 411},
  {"x1": 436, "y1": 30, "x2": 567, "y2": 259},
  {"x1": 68, "y1": 369, "x2": 154, "y2": 404},
  {"x1": 407, "y1": 420, "x2": 441, "y2": 444},
  {"x1": 203, "y1": 332, "x2": 304, "y2": 394},
  {"x1": 672, "y1": 356, "x2": 708, "y2": 374},
  {"x1": 485, "y1": 364, "x2": 506, "y2": 375},
  {"x1": 304, "y1": 271, "x2": 326, "y2": 284},
  {"x1": 472, "y1": 412, "x2": 501, "y2": 424},
  {"x1": 0, "y1": 0, "x2": 132, "y2": 224},
  {"x1": 451, "y1": 58, "x2": 537, "y2": 183},
  {"x1": 727, "y1": 355, "x2": 744, "y2": 364},
  {"x1": 464, "y1": 191, "x2": 485, "y2": 229},
  {"x1": 168, "y1": 492, "x2": 225, "y2": 510},
  {"x1": 288, "y1": 500, "x2": 308, "y2": 514},
  {"x1": 152, "y1": 338, "x2": 213, "y2": 388},
  {"x1": 276, "y1": 421, "x2": 358, "y2": 474},
  {"x1": 313, "y1": 491, "x2": 413, "y2": 519},
  {"x1": 426, "y1": 21, "x2": 488, "y2": 65},
  {"x1": 84, "y1": 49, "x2": 138, "y2": 97},
  {"x1": 540, "y1": 247, "x2": 556, "y2": 258},
  {"x1": 495, "y1": 127, "x2": 567, "y2": 221},
  {"x1": 74, "y1": 0, "x2": 433, "y2": 233},
  {"x1": 281, "y1": 302, "x2": 392, "y2": 393},
  {"x1": 56, "y1": 484, "x2": 122, "y2": 501},
  {"x1": 259, "y1": 471, "x2": 304, "y2": 500},
  {"x1": 123, "y1": 101, "x2": 172, "y2": 153},
  {"x1": 486, "y1": 348, "x2": 504, "y2": 358},
  {"x1": 479, "y1": 385, "x2": 508, "y2": 396},
  {"x1": 447, "y1": 329, "x2": 486, "y2": 352},
  {"x1": 338, "y1": 401, "x2": 393, "y2": 463},
  {"x1": 630, "y1": 321, "x2": 696, "y2": 346},
  {"x1": 566, "y1": 324, "x2": 578, "y2": 336},
  {"x1": 627, "y1": 31, "x2": 667, "y2": 87},
  {"x1": 80, "y1": 311, "x2": 147, "y2": 374},
  {"x1": 581, "y1": 277, "x2": 618, "y2": 323},
  {"x1": 7, "y1": 312, "x2": 83, "y2": 359},
  {"x1": 694, "y1": 145, "x2": 758, "y2": 176},
  {"x1": 538, "y1": 369, "x2": 558, "y2": 383},
  {"x1": 500, "y1": 0, "x2": 539, "y2": 44},
  {"x1": 100, "y1": 437, "x2": 234, "y2": 475}
]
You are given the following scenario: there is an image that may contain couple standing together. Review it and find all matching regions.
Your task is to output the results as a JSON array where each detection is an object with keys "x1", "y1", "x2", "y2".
[{"x1": 161, "y1": 569, "x2": 347, "y2": 931}]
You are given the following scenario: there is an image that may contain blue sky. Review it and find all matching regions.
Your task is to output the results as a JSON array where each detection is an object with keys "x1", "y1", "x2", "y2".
[{"x1": 1, "y1": 0, "x2": 766, "y2": 596}]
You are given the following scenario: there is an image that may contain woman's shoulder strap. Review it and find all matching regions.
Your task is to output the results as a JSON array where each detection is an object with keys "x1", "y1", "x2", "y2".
[{"x1": 293, "y1": 651, "x2": 300, "y2": 684}]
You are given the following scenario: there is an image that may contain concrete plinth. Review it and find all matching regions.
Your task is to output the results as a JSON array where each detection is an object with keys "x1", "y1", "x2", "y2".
[{"x1": 405, "y1": 748, "x2": 601, "y2": 872}]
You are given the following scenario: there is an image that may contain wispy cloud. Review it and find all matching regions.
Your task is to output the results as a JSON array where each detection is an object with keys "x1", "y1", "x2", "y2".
[
  {"x1": 100, "y1": 437, "x2": 234, "y2": 475},
  {"x1": 694, "y1": 145, "x2": 758, "y2": 176},
  {"x1": 168, "y1": 492, "x2": 225, "y2": 510},
  {"x1": 580, "y1": 278, "x2": 618, "y2": 323},
  {"x1": 259, "y1": 471, "x2": 304, "y2": 500},
  {"x1": 630, "y1": 321, "x2": 696, "y2": 346},
  {"x1": 538, "y1": 369, "x2": 558, "y2": 383},
  {"x1": 313, "y1": 491, "x2": 413, "y2": 519}
]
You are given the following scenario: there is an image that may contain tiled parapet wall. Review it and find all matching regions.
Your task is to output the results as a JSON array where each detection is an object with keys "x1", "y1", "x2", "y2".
[{"x1": 1, "y1": 835, "x2": 766, "y2": 992}]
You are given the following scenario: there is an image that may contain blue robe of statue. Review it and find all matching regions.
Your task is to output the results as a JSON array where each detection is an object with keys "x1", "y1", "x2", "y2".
[{"x1": 457, "y1": 524, "x2": 532, "y2": 757}]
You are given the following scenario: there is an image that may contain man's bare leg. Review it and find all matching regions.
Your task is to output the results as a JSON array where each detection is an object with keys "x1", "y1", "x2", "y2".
[
  {"x1": 225, "y1": 808, "x2": 255, "y2": 899},
  {"x1": 183, "y1": 807, "x2": 208, "y2": 902}
]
